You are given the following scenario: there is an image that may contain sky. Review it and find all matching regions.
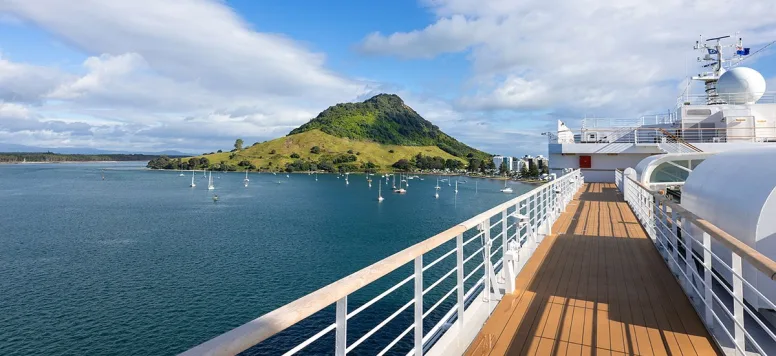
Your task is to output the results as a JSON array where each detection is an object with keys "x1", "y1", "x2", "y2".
[{"x1": 1, "y1": 0, "x2": 776, "y2": 156}]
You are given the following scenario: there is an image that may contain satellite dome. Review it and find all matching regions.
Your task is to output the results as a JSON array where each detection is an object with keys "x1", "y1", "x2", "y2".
[{"x1": 716, "y1": 67, "x2": 766, "y2": 104}]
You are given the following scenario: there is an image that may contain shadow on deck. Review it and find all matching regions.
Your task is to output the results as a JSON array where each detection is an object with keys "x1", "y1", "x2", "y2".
[{"x1": 465, "y1": 183, "x2": 719, "y2": 356}]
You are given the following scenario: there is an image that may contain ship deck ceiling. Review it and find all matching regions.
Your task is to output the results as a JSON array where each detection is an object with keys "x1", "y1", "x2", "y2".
[{"x1": 464, "y1": 183, "x2": 719, "y2": 356}]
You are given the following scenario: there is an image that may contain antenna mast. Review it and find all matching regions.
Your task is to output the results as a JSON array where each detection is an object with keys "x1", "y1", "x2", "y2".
[{"x1": 691, "y1": 34, "x2": 750, "y2": 105}]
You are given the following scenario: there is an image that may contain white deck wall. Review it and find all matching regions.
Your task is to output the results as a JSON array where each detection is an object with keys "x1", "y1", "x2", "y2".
[{"x1": 549, "y1": 152, "x2": 651, "y2": 182}]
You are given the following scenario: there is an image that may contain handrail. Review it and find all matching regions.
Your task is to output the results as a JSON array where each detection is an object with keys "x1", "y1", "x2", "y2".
[
  {"x1": 182, "y1": 171, "x2": 582, "y2": 356},
  {"x1": 658, "y1": 128, "x2": 703, "y2": 152},
  {"x1": 624, "y1": 175, "x2": 776, "y2": 280}
]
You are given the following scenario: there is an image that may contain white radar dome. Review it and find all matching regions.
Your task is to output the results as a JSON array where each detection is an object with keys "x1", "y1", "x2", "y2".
[{"x1": 716, "y1": 67, "x2": 766, "y2": 104}]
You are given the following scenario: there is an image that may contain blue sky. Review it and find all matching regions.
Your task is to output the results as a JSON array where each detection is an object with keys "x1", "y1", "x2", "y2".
[{"x1": 1, "y1": 0, "x2": 775, "y2": 156}]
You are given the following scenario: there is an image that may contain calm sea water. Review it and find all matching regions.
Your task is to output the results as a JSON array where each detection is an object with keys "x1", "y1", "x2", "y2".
[{"x1": 0, "y1": 162, "x2": 533, "y2": 355}]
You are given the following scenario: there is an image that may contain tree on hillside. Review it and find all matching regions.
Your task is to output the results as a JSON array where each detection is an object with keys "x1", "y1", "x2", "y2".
[
  {"x1": 290, "y1": 152, "x2": 300, "y2": 159},
  {"x1": 392, "y1": 159, "x2": 412, "y2": 171},
  {"x1": 235, "y1": 138, "x2": 244, "y2": 151},
  {"x1": 310, "y1": 146, "x2": 320, "y2": 154},
  {"x1": 467, "y1": 158, "x2": 481, "y2": 172}
]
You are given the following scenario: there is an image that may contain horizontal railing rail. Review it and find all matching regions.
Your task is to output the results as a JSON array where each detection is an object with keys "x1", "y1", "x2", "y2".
[
  {"x1": 616, "y1": 170, "x2": 776, "y2": 355},
  {"x1": 572, "y1": 127, "x2": 776, "y2": 145},
  {"x1": 581, "y1": 114, "x2": 678, "y2": 129},
  {"x1": 678, "y1": 91, "x2": 776, "y2": 106},
  {"x1": 182, "y1": 170, "x2": 584, "y2": 356}
]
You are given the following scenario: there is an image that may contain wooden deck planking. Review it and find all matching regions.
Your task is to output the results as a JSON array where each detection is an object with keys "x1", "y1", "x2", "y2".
[{"x1": 464, "y1": 183, "x2": 719, "y2": 356}]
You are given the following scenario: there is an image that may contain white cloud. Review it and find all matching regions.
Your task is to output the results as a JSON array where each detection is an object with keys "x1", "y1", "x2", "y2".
[
  {"x1": 359, "y1": 0, "x2": 776, "y2": 115},
  {"x1": 0, "y1": 54, "x2": 72, "y2": 103},
  {"x1": 0, "y1": 0, "x2": 370, "y2": 152}
]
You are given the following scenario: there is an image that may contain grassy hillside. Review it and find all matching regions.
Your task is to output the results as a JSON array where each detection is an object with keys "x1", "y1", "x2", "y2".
[
  {"x1": 194, "y1": 129, "x2": 465, "y2": 172},
  {"x1": 290, "y1": 94, "x2": 490, "y2": 160},
  {"x1": 149, "y1": 93, "x2": 496, "y2": 173}
]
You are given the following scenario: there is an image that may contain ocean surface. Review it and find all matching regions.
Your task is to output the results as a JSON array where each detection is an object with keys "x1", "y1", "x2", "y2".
[{"x1": 0, "y1": 162, "x2": 534, "y2": 355}]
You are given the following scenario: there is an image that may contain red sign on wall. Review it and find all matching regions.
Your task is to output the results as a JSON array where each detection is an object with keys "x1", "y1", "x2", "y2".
[{"x1": 579, "y1": 155, "x2": 592, "y2": 169}]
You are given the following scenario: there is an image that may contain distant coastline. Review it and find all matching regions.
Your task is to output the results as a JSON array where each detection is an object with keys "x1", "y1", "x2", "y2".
[{"x1": 0, "y1": 152, "x2": 182, "y2": 164}]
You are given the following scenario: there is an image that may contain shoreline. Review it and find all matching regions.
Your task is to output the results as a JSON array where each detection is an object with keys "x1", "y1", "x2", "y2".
[
  {"x1": 146, "y1": 168, "x2": 547, "y2": 183},
  {"x1": 0, "y1": 160, "x2": 135, "y2": 165}
]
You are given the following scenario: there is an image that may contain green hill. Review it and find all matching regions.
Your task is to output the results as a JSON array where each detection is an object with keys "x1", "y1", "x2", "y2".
[
  {"x1": 148, "y1": 94, "x2": 493, "y2": 173},
  {"x1": 290, "y1": 94, "x2": 488, "y2": 159}
]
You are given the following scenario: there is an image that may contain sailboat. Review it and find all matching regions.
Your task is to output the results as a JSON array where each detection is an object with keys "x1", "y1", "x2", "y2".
[
  {"x1": 179, "y1": 168, "x2": 184, "y2": 177},
  {"x1": 392, "y1": 174, "x2": 396, "y2": 189},
  {"x1": 208, "y1": 171, "x2": 215, "y2": 190},
  {"x1": 455, "y1": 180, "x2": 458, "y2": 194},
  {"x1": 393, "y1": 174, "x2": 406, "y2": 194},
  {"x1": 190, "y1": 171, "x2": 196, "y2": 187},
  {"x1": 434, "y1": 187, "x2": 439, "y2": 198},
  {"x1": 315, "y1": 173, "x2": 318, "y2": 181},
  {"x1": 435, "y1": 176, "x2": 441, "y2": 190},
  {"x1": 378, "y1": 183, "x2": 384, "y2": 202},
  {"x1": 244, "y1": 170, "x2": 249, "y2": 187},
  {"x1": 500, "y1": 179, "x2": 513, "y2": 193}
]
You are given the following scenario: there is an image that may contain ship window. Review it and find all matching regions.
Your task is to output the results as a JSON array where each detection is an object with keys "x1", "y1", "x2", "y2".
[
  {"x1": 650, "y1": 163, "x2": 690, "y2": 183},
  {"x1": 649, "y1": 159, "x2": 706, "y2": 183},
  {"x1": 687, "y1": 109, "x2": 712, "y2": 116}
]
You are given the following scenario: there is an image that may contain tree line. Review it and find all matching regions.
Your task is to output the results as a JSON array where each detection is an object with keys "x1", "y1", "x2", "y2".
[{"x1": 0, "y1": 152, "x2": 170, "y2": 163}]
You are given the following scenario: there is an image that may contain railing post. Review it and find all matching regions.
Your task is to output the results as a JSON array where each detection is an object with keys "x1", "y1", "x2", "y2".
[
  {"x1": 653, "y1": 200, "x2": 662, "y2": 245},
  {"x1": 336, "y1": 296, "x2": 347, "y2": 356},
  {"x1": 683, "y1": 219, "x2": 693, "y2": 292},
  {"x1": 456, "y1": 233, "x2": 464, "y2": 330},
  {"x1": 702, "y1": 232, "x2": 713, "y2": 328},
  {"x1": 671, "y1": 210, "x2": 679, "y2": 274},
  {"x1": 732, "y1": 253, "x2": 745, "y2": 353},
  {"x1": 414, "y1": 256, "x2": 423, "y2": 356},
  {"x1": 661, "y1": 201, "x2": 669, "y2": 253},
  {"x1": 502, "y1": 210, "x2": 508, "y2": 259},
  {"x1": 483, "y1": 220, "x2": 492, "y2": 303}
]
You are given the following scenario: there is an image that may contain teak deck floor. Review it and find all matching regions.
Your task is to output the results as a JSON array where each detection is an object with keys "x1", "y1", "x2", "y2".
[{"x1": 465, "y1": 183, "x2": 719, "y2": 356}]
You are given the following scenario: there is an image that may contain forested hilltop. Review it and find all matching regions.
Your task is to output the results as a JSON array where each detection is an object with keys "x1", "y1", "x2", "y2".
[{"x1": 148, "y1": 94, "x2": 495, "y2": 173}]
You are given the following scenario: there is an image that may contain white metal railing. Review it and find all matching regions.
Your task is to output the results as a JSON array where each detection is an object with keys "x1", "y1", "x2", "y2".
[
  {"x1": 678, "y1": 91, "x2": 776, "y2": 107},
  {"x1": 181, "y1": 170, "x2": 584, "y2": 356},
  {"x1": 581, "y1": 114, "x2": 677, "y2": 129},
  {"x1": 617, "y1": 171, "x2": 776, "y2": 355}
]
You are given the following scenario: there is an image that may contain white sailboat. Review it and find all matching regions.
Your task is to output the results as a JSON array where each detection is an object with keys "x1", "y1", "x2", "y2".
[
  {"x1": 500, "y1": 179, "x2": 513, "y2": 193},
  {"x1": 179, "y1": 168, "x2": 184, "y2": 177},
  {"x1": 190, "y1": 171, "x2": 196, "y2": 187},
  {"x1": 455, "y1": 180, "x2": 458, "y2": 194},
  {"x1": 244, "y1": 170, "x2": 250, "y2": 182},
  {"x1": 393, "y1": 174, "x2": 406, "y2": 194},
  {"x1": 315, "y1": 173, "x2": 318, "y2": 181},
  {"x1": 378, "y1": 183, "x2": 384, "y2": 202},
  {"x1": 208, "y1": 171, "x2": 215, "y2": 190},
  {"x1": 435, "y1": 176, "x2": 441, "y2": 190}
]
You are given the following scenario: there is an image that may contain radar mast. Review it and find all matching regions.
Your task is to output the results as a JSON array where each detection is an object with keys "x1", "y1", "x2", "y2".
[{"x1": 691, "y1": 35, "x2": 750, "y2": 104}]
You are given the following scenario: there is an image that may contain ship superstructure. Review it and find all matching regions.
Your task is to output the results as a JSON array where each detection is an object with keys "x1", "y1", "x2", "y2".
[{"x1": 549, "y1": 35, "x2": 775, "y2": 183}]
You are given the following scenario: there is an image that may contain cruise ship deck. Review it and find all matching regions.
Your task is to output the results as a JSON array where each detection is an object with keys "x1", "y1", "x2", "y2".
[{"x1": 465, "y1": 183, "x2": 719, "y2": 356}]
